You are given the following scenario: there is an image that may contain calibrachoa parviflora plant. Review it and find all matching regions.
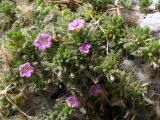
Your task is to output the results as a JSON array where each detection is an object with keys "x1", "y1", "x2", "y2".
[
  {"x1": 89, "y1": 84, "x2": 102, "y2": 97},
  {"x1": 34, "y1": 33, "x2": 52, "y2": 51},
  {"x1": 1, "y1": 0, "x2": 159, "y2": 120},
  {"x1": 66, "y1": 96, "x2": 80, "y2": 108},
  {"x1": 79, "y1": 43, "x2": 91, "y2": 54},
  {"x1": 19, "y1": 62, "x2": 34, "y2": 78},
  {"x1": 68, "y1": 19, "x2": 85, "y2": 31},
  {"x1": 18, "y1": 18, "x2": 92, "y2": 109}
]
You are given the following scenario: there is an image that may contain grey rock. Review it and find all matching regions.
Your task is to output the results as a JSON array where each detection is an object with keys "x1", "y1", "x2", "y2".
[{"x1": 138, "y1": 12, "x2": 160, "y2": 35}]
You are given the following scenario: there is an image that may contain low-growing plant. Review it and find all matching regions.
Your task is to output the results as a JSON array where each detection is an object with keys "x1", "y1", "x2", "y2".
[
  {"x1": 120, "y1": 0, "x2": 133, "y2": 10},
  {"x1": 156, "y1": 2, "x2": 160, "y2": 11},
  {"x1": 139, "y1": 0, "x2": 153, "y2": 12},
  {"x1": 0, "y1": 0, "x2": 158, "y2": 120}
]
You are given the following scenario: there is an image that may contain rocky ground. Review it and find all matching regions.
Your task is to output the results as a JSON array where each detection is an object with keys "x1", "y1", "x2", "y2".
[
  {"x1": 128, "y1": 0, "x2": 160, "y2": 92},
  {"x1": 1, "y1": 0, "x2": 160, "y2": 120},
  {"x1": 130, "y1": 0, "x2": 160, "y2": 36}
]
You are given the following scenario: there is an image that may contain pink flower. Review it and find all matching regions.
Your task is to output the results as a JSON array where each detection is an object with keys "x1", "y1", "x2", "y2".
[
  {"x1": 19, "y1": 62, "x2": 33, "y2": 78},
  {"x1": 66, "y1": 96, "x2": 80, "y2": 108},
  {"x1": 68, "y1": 19, "x2": 85, "y2": 31},
  {"x1": 34, "y1": 33, "x2": 52, "y2": 50},
  {"x1": 89, "y1": 84, "x2": 102, "y2": 97},
  {"x1": 79, "y1": 43, "x2": 91, "y2": 54}
]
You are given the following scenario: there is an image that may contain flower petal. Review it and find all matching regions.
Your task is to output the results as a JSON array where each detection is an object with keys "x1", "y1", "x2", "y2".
[
  {"x1": 20, "y1": 72, "x2": 26, "y2": 77},
  {"x1": 25, "y1": 72, "x2": 31, "y2": 78}
]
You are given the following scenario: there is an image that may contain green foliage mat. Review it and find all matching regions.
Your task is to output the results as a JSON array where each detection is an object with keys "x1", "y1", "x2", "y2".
[{"x1": 0, "y1": 0, "x2": 158, "y2": 120}]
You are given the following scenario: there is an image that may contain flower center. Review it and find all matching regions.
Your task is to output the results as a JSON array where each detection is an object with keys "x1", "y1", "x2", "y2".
[
  {"x1": 23, "y1": 67, "x2": 28, "y2": 72},
  {"x1": 82, "y1": 46, "x2": 87, "y2": 50},
  {"x1": 39, "y1": 39, "x2": 47, "y2": 45}
]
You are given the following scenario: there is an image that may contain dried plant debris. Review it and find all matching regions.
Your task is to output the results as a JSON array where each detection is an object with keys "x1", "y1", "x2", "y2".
[{"x1": 0, "y1": 0, "x2": 160, "y2": 120}]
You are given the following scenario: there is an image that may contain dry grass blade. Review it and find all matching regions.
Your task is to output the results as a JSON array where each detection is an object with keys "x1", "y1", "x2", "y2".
[{"x1": 4, "y1": 94, "x2": 32, "y2": 119}]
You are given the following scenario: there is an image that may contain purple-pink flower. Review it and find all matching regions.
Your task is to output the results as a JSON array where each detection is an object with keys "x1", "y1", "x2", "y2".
[
  {"x1": 19, "y1": 62, "x2": 34, "y2": 78},
  {"x1": 79, "y1": 43, "x2": 91, "y2": 54},
  {"x1": 66, "y1": 96, "x2": 80, "y2": 108},
  {"x1": 68, "y1": 19, "x2": 85, "y2": 31},
  {"x1": 89, "y1": 84, "x2": 102, "y2": 97},
  {"x1": 34, "y1": 33, "x2": 52, "y2": 50}
]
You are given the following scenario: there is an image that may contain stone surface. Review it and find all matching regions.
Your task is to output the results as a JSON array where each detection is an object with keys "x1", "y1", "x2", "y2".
[
  {"x1": 138, "y1": 12, "x2": 160, "y2": 35},
  {"x1": 127, "y1": 0, "x2": 160, "y2": 36}
]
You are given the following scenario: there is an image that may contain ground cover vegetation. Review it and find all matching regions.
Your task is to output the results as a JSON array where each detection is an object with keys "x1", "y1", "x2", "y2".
[{"x1": 0, "y1": 0, "x2": 160, "y2": 120}]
